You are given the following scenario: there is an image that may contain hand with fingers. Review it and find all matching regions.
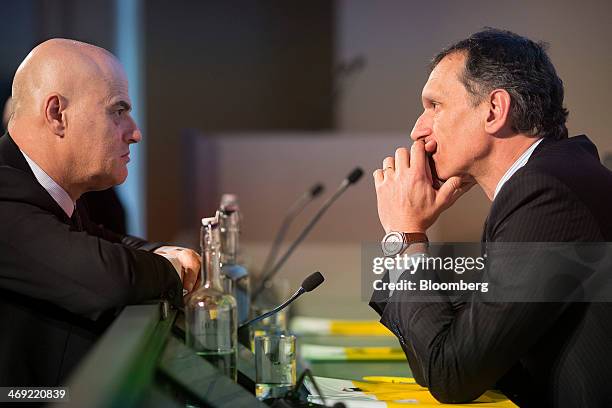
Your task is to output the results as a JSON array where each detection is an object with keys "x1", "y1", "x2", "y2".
[
  {"x1": 153, "y1": 245, "x2": 201, "y2": 295},
  {"x1": 373, "y1": 140, "x2": 476, "y2": 234}
]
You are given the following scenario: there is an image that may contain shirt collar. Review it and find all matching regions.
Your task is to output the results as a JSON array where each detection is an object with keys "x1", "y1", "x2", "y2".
[
  {"x1": 20, "y1": 149, "x2": 75, "y2": 218},
  {"x1": 493, "y1": 138, "x2": 544, "y2": 200}
]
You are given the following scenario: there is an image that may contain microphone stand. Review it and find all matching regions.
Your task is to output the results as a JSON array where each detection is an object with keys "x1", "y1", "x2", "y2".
[
  {"x1": 260, "y1": 186, "x2": 321, "y2": 280},
  {"x1": 253, "y1": 180, "x2": 353, "y2": 301},
  {"x1": 240, "y1": 287, "x2": 304, "y2": 329},
  {"x1": 239, "y1": 271, "x2": 324, "y2": 347}
]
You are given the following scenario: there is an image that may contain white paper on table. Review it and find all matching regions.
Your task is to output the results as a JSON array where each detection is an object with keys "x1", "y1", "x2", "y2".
[
  {"x1": 301, "y1": 344, "x2": 348, "y2": 360},
  {"x1": 305, "y1": 376, "x2": 418, "y2": 407},
  {"x1": 290, "y1": 316, "x2": 332, "y2": 335}
]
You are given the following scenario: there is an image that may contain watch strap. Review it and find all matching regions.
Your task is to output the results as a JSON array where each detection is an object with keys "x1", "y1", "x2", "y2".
[{"x1": 402, "y1": 232, "x2": 428, "y2": 245}]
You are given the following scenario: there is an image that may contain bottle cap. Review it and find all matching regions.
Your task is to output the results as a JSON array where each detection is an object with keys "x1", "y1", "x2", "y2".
[{"x1": 201, "y1": 216, "x2": 217, "y2": 226}]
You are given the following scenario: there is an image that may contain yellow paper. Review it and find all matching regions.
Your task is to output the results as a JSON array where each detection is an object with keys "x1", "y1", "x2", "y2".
[
  {"x1": 362, "y1": 376, "x2": 416, "y2": 384},
  {"x1": 355, "y1": 379, "x2": 517, "y2": 407},
  {"x1": 330, "y1": 320, "x2": 395, "y2": 336},
  {"x1": 345, "y1": 347, "x2": 406, "y2": 361}
]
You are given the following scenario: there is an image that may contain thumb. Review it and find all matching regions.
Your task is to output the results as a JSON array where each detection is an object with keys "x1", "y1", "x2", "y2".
[{"x1": 436, "y1": 176, "x2": 463, "y2": 207}]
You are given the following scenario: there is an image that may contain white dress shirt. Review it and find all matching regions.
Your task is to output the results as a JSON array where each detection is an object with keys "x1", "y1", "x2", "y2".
[
  {"x1": 20, "y1": 150, "x2": 75, "y2": 218},
  {"x1": 493, "y1": 138, "x2": 543, "y2": 200}
]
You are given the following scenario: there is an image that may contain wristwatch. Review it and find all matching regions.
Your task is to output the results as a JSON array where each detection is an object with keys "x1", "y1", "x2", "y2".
[{"x1": 381, "y1": 231, "x2": 428, "y2": 257}]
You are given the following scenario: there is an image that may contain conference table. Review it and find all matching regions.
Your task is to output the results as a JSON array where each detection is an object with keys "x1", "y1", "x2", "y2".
[
  {"x1": 295, "y1": 318, "x2": 517, "y2": 407},
  {"x1": 54, "y1": 303, "x2": 516, "y2": 407}
]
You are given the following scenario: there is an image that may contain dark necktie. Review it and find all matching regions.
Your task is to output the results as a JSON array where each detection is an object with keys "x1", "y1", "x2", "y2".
[
  {"x1": 481, "y1": 217, "x2": 489, "y2": 259},
  {"x1": 481, "y1": 217, "x2": 489, "y2": 243},
  {"x1": 70, "y1": 206, "x2": 83, "y2": 232}
]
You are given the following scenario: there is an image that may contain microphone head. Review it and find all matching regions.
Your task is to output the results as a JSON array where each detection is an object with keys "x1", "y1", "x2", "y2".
[
  {"x1": 309, "y1": 183, "x2": 325, "y2": 198},
  {"x1": 346, "y1": 167, "x2": 364, "y2": 184},
  {"x1": 301, "y1": 271, "x2": 325, "y2": 292}
]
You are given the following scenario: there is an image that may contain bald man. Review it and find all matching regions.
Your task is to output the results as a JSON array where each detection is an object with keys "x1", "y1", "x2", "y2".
[{"x1": 0, "y1": 39, "x2": 199, "y2": 387}]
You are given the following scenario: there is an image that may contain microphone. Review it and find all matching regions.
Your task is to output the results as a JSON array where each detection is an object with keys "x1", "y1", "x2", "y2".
[
  {"x1": 240, "y1": 272, "x2": 324, "y2": 330},
  {"x1": 345, "y1": 167, "x2": 364, "y2": 185},
  {"x1": 260, "y1": 183, "x2": 325, "y2": 279},
  {"x1": 252, "y1": 168, "x2": 363, "y2": 301},
  {"x1": 309, "y1": 183, "x2": 325, "y2": 197}
]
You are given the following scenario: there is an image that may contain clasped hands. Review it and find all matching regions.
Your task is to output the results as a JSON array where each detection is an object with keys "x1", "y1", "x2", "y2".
[{"x1": 373, "y1": 140, "x2": 475, "y2": 234}]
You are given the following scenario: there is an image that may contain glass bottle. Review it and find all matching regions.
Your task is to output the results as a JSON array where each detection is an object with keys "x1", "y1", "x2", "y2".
[
  {"x1": 218, "y1": 194, "x2": 251, "y2": 324},
  {"x1": 185, "y1": 216, "x2": 238, "y2": 381}
]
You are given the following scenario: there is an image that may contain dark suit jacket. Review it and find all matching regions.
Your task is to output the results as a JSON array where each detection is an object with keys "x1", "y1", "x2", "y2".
[
  {"x1": 81, "y1": 188, "x2": 127, "y2": 235},
  {"x1": 371, "y1": 136, "x2": 612, "y2": 407},
  {"x1": 0, "y1": 133, "x2": 183, "y2": 387}
]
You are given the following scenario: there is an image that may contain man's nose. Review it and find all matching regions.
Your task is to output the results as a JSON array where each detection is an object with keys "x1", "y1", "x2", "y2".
[
  {"x1": 125, "y1": 116, "x2": 142, "y2": 144},
  {"x1": 410, "y1": 111, "x2": 432, "y2": 142},
  {"x1": 129, "y1": 128, "x2": 142, "y2": 144}
]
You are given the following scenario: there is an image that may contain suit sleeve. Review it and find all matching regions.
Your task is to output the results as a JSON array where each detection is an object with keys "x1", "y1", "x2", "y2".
[
  {"x1": 76, "y1": 201, "x2": 167, "y2": 251},
  {"x1": 369, "y1": 265, "x2": 428, "y2": 387},
  {"x1": 371, "y1": 171, "x2": 602, "y2": 403},
  {"x1": 0, "y1": 200, "x2": 183, "y2": 321}
]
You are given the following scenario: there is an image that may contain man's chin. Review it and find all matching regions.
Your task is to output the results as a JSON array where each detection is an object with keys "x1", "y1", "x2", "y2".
[
  {"x1": 101, "y1": 170, "x2": 128, "y2": 189},
  {"x1": 114, "y1": 171, "x2": 128, "y2": 186}
]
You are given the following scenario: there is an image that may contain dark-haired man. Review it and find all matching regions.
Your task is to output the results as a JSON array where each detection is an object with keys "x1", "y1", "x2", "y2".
[{"x1": 371, "y1": 28, "x2": 612, "y2": 407}]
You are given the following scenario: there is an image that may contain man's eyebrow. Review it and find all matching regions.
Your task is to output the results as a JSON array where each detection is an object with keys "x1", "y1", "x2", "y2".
[
  {"x1": 111, "y1": 100, "x2": 132, "y2": 111},
  {"x1": 422, "y1": 87, "x2": 444, "y2": 103},
  {"x1": 421, "y1": 93, "x2": 437, "y2": 104}
]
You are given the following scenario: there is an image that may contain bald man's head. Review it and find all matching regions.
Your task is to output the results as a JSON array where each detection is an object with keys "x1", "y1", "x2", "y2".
[
  {"x1": 11, "y1": 38, "x2": 121, "y2": 122},
  {"x1": 9, "y1": 38, "x2": 141, "y2": 200}
]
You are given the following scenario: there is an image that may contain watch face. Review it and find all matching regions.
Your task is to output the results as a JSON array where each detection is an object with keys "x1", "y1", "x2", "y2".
[{"x1": 382, "y1": 232, "x2": 404, "y2": 256}]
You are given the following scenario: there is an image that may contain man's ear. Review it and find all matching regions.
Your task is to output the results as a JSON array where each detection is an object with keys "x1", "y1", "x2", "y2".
[
  {"x1": 484, "y1": 89, "x2": 511, "y2": 135},
  {"x1": 43, "y1": 93, "x2": 67, "y2": 136}
]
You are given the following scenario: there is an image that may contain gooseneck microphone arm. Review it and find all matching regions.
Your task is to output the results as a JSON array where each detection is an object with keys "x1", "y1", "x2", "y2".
[
  {"x1": 240, "y1": 288, "x2": 304, "y2": 329},
  {"x1": 252, "y1": 169, "x2": 363, "y2": 301},
  {"x1": 240, "y1": 272, "x2": 324, "y2": 330},
  {"x1": 260, "y1": 183, "x2": 324, "y2": 279}
]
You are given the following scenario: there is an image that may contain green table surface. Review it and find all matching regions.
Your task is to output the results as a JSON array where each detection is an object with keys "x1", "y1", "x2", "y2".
[{"x1": 298, "y1": 333, "x2": 412, "y2": 381}]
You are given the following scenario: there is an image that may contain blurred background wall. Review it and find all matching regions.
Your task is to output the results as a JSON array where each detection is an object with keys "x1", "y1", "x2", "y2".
[
  {"x1": 335, "y1": 0, "x2": 612, "y2": 242},
  {"x1": 2, "y1": 0, "x2": 612, "y2": 317}
]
